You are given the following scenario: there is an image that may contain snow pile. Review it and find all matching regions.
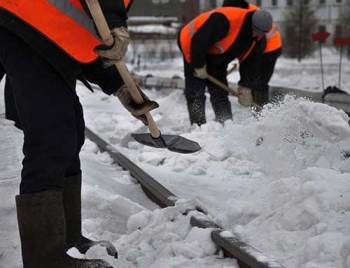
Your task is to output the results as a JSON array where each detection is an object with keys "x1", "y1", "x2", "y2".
[
  {"x1": 220, "y1": 96, "x2": 350, "y2": 178},
  {"x1": 116, "y1": 200, "x2": 235, "y2": 268},
  {"x1": 69, "y1": 199, "x2": 237, "y2": 268},
  {"x1": 117, "y1": 95, "x2": 350, "y2": 268},
  {"x1": 209, "y1": 97, "x2": 350, "y2": 268}
]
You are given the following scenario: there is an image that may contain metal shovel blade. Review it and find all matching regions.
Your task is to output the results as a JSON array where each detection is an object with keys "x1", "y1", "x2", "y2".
[{"x1": 131, "y1": 133, "x2": 201, "y2": 154}]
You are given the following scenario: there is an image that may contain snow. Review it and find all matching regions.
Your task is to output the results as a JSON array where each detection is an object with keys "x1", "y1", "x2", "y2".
[
  {"x1": 129, "y1": 25, "x2": 177, "y2": 34},
  {"x1": 128, "y1": 16, "x2": 178, "y2": 23},
  {"x1": 1, "y1": 50, "x2": 350, "y2": 268}
]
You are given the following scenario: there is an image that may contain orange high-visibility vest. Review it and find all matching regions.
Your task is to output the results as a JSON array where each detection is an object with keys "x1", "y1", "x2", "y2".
[
  {"x1": 0, "y1": 0, "x2": 129, "y2": 63},
  {"x1": 180, "y1": 7, "x2": 251, "y2": 64},
  {"x1": 264, "y1": 24, "x2": 282, "y2": 53},
  {"x1": 124, "y1": 0, "x2": 131, "y2": 8}
]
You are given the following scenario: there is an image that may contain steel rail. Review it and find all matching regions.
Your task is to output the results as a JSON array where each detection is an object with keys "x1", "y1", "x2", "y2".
[{"x1": 85, "y1": 127, "x2": 177, "y2": 207}]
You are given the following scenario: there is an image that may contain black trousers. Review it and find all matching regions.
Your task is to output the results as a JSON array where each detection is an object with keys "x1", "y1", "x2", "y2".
[
  {"x1": 183, "y1": 58, "x2": 229, "y2": 103},
  {"x1": 0, "y1": 28, "x2": 85, "y2": 194},
  {"x1": 0, "y1": 62, "x2": 4, "y2": 80},
  {"x1": 0, "y1": 64, "x2": 22, "y2": 129},
  {"x1": 254, "y1": 48, "x2": 282, "y2": 94}
]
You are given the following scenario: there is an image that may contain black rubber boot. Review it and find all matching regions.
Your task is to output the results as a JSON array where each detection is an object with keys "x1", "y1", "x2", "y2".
[
  {"x1": 63, "y1": 174, "x2": 118, "y2": 258},
  {"x1": 253, "y1": 90, "x2": 269, "y2": 106},
  {"x1": 211, "y1": 101, "x2": 233, "y2": 124},
  {"x1": 16, "y1": 190, "x2": 112, "y2": 268},
  {"x1": 187, "y1": 98, "x2": 206, "y2": 126}
]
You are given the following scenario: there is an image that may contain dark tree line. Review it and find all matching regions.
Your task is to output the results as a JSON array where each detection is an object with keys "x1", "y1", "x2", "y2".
[{"x1": 282, "y1": 0, "x2": 317, "y2": 61}]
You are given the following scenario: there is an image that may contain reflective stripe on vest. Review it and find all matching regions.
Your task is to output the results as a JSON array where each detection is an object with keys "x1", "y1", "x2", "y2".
[
  {"x1": 187, "y1": 11, "x2": 226, "y2": 54},
  {"x1": 238, "y1": 40, "x2": 256, "y2": 63},
  {"x1": 266, "y1": 26, "x2": 277, "y2": 40},
  {"x1": 0, "y1": 0, "x2": 101, "y2": 63},
  {"x1": 264, "y1": 24, "x2": 282, "y2": 53},
  {"x1": 180, "y1": 7, "x2": 249, "y2": 64}
]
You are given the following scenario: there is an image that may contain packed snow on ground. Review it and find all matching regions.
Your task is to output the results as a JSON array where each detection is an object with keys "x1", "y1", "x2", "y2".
[{"x1": 0, "y1": 51, "x2": 350, "y2": 268}]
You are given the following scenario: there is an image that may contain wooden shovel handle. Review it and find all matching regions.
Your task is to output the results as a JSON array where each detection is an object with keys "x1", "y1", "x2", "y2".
[
  {"x1": 226, "y1": 63, "x2": 238, "y2": 76},
  {"x1": 86, "y1": 0, "x2": 160, "y2": 138},
  {"x1": 207, "y1": 74, "x2": 262, "y2": 110},
  {"x1": 207, "y1": 75, "x2": 239, "y2": 97}
]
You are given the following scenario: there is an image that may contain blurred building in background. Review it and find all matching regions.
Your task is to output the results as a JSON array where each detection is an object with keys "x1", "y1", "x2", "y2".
[
  {"x1": 127, "y1": 0, "x2": 349, "y2": 65},
  {"x1": 247, "y1": 0, "x2": 349, "y2": 40},
  {"x1": 128, "y1": 0, "x2": 217, "y2": 24},
  {"x1": 127, "y1": 0, "x2": 218, "y2": 67}
]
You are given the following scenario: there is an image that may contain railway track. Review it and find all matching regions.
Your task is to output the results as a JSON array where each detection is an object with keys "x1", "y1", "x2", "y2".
[
  {"x1": 79, "y1": 74, "x2": 350, "y2": 116},
  {"x1": 85, "y1": 126, "x2": 285, "y2": 268}
]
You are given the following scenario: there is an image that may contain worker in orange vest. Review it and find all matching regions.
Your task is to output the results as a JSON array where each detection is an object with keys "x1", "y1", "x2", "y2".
[
  {"x1": 0, "y1": 1, "x2": 158, "y2": 267},
  {"x1": 223, "y1": 0, "x2": 282, "y2": 107},
  {"x1": 178, "y1": 6, "x2": 272, "y2": 126}
]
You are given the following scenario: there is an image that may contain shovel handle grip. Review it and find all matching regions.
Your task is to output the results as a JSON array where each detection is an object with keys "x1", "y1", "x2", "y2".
[{"x1": 86, "y1": 0, "x2": 161, "y2": 138}]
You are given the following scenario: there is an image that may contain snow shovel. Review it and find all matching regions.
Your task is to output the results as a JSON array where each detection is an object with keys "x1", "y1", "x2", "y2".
[
  {"x1": 207, "y1": 74, "x2": 262, "y2": 110},
  {"x1": 86, "y1": 0, "x2": 201, "y2": 154}
]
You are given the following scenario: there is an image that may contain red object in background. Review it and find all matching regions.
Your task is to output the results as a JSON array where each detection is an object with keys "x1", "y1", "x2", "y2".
[
  {"x1": 311, "y1": 31, "x2": 330, "y2": 42},
  {"x1": 333, "y1": 37, "x2": 350, "y2": 45}
]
